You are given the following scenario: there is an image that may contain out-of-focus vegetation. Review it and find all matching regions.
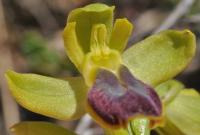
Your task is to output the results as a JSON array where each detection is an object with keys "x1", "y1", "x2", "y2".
[{"x1": 20, "y1": 31, "x2": 77, "y2": 76}]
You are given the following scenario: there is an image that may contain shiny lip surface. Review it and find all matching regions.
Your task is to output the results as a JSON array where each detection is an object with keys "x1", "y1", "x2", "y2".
[{"x1": 87, "y1": 65, "x2": 162, "y2": 127}]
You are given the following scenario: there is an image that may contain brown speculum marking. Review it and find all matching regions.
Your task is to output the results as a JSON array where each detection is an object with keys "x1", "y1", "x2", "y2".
[{"x1": 87, "y1": 65, "x2": 162, "y2": 128}]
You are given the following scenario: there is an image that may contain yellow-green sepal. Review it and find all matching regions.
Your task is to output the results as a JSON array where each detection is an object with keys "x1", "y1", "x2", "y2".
[
  {"x1": 122, "y1": 30, "x2": 196, "y2": 86},
  {"x1": 156, "y1": 119, "x2": 183, "y2": 135},
  {"x1": 67, "y1": 3, "x2": 114, "y2": 53},
  {"x1": 109, "y1": 18, "x2": 133, "y2": 52},
  {"x1": 11, "y1": 122, "x2": 76, "y2": 135},
  {"x1": 156, "y1": 80, "x2": 200, "y2": 135},
  {"x1": 164, "y1": 89, "x2": 200, "y2": 135},
  {"x1": 5, "y1": 70, "x2": 88, "y2": 120}
]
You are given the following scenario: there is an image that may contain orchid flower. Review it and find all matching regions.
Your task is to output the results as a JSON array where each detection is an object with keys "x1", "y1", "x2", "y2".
[{"x1": 5, "y1": 3, "x2": 199, "y2": 135}]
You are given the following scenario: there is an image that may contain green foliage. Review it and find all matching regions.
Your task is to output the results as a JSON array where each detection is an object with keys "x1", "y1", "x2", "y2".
[
  {"x1": 188, "y1": 0, "x2": 200, "y2": 15},
  {"x1": 21, "y1": 32, "x2": 61, "y2": 74}
]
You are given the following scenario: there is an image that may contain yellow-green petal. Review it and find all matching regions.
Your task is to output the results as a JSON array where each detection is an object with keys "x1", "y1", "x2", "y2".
[
  {"x1": 109, "y1": 18, "x2": 133, "y2": 52},
  {"x1": 67, "y1": 3, "x2": 114, "y2": 53},
  {"x1": 122, "y1": 30, "x2": 196, "y2": 86},
  {"x1": 63, "y1": 22, "x2": 84, "y2": 71},
  {"x1": 5, "y1": 70, "x2": 88, "y2": 120},
  {"x1": 11, "y1": 122, "x2": 76, "y2": 135}
]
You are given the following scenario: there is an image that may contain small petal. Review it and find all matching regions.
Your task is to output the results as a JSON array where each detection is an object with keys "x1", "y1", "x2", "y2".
[
  {"x1": 109, "y1": 18, "x2": 133, "y2": 52},
  {"x1": 87, "y1": 65, "x2": 162, "y2": 128},
  {"x1": 63, "y1": 22, "x2": 85, "y2": 70}
]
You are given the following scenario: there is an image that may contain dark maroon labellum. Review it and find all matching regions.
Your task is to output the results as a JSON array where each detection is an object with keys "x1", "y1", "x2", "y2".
[{"x1": 87, "y1": 65, "x2": 162, "y2": 128}]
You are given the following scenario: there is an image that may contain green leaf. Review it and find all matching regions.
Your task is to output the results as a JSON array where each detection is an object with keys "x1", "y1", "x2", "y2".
[
  {"x1": 5, "y1": 70, "x2": 88, "y2": 120},
  {"x1": 155, "y1": 80, "x2": 184, "y2": 104},
  {"x1": 109, "y1": 18, "x2": 133, "y2": 52},
  {"x1": 11, "y1": 122, "x2": 76, "y2": 135},
  {"x1": 165, "y1": 89, "x2": 200, "y2": 135},
  {"x1": 67, "y1": 3, "x2": 114, "y2": 53},
  {"x1": 122, "y1": 30, "x2": 196, "y2": 86}
]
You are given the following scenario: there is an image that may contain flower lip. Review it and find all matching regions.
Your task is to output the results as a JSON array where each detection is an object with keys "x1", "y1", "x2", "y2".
[{"x1": 87, "y1": 65, "x2": 162, "y2": 128}]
